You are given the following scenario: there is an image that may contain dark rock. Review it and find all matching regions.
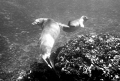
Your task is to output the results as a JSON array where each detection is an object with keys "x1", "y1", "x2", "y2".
[{"x1": 21, "y1": 33, "x2": 120, "y2": 81}]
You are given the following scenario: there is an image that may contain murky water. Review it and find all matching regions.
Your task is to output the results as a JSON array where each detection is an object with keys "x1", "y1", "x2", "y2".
[{"x1": 0, "y1": 0, "x2": 120, "y2": 80}]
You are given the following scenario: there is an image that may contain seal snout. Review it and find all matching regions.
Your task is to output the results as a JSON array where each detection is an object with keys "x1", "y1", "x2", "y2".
[
  {"x1": 32, "y1": 21, "x2": 37, "y2": 25},
  {"x1": 32, "y1": 19, "x2": 39, "y2": 25}
]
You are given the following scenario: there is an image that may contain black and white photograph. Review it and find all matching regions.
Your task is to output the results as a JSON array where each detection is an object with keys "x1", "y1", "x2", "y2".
[{"x1": 0, "y1": 0, "x2": 120, "y2": 81}]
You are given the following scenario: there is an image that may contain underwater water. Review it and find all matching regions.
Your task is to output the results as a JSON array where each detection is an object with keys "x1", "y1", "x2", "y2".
[{"x1": 0, "y1": 0, "x2": 120, "y2": 80}]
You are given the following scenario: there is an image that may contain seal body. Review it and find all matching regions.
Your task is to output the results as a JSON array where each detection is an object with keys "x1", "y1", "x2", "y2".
[
  {"x1": 32, "y1": 18, "x2": 70, "y2": 68},
  {"x1": 68, "y1": 16, "x2": 88, "y2": 28},
  {"x1": 35, "y1": 18, "x2": 61, "y2": 68}
]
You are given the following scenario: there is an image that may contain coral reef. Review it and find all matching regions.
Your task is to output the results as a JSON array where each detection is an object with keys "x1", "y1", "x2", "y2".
[{"x1": 21, "y1": 33, "x2": 120, "y2": 81}]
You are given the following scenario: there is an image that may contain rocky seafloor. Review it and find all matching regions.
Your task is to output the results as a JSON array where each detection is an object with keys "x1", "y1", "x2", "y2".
[{"x1": 17, "y1": 33, "x2": 120, "y2": 81}]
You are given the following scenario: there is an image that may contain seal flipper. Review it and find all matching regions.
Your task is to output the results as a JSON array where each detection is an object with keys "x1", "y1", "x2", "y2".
[
  {"x1": 43, "y1": 57, "x2": 53, "y2": 68},
  {"x1": 42, "y1": 53, "x2": 54, "y2": 68}
]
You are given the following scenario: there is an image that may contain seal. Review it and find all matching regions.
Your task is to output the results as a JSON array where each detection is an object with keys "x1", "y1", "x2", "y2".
[
  {"x1": 68, "y1": 16, "x2": 88, "y2": 28},
  {"x1": 32, "y1": 18, "x2": 69, "y2": 68}
]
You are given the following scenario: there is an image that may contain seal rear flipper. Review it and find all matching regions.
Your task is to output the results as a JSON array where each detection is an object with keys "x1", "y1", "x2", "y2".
[
  {"x1": 42, "y1": 54, "x2": 54, "y2": 69},
  {"x1": 44, "y1": 58, "x2": 53, "y2": 68}
]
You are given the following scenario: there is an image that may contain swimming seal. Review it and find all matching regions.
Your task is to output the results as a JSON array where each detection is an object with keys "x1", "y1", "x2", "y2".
[
  {"x1": 32, "y1": 18, "x2": 69, "y2": 68},
  {"x1": 68, "y1": 16, "x2": 88, "y2": 28}
]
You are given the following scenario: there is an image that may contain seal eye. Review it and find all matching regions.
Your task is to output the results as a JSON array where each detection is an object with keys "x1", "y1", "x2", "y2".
[
  {"x1": 82, "y1": 16, "x2": 88, "y2": 22},
  {"x1": 35, "y1": 19, "x2": 41, "y2": 24},
  {"x1": 84, "y1": 16, "x2": 88, "y2": 20},
  {"x1": 36, "y1": 21, "x2": 41, "y2": 24}
]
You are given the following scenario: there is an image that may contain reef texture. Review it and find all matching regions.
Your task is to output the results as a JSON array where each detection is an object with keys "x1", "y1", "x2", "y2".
[{"x1": 21, "y1": 33, "x2": 120, "y2": 81}]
